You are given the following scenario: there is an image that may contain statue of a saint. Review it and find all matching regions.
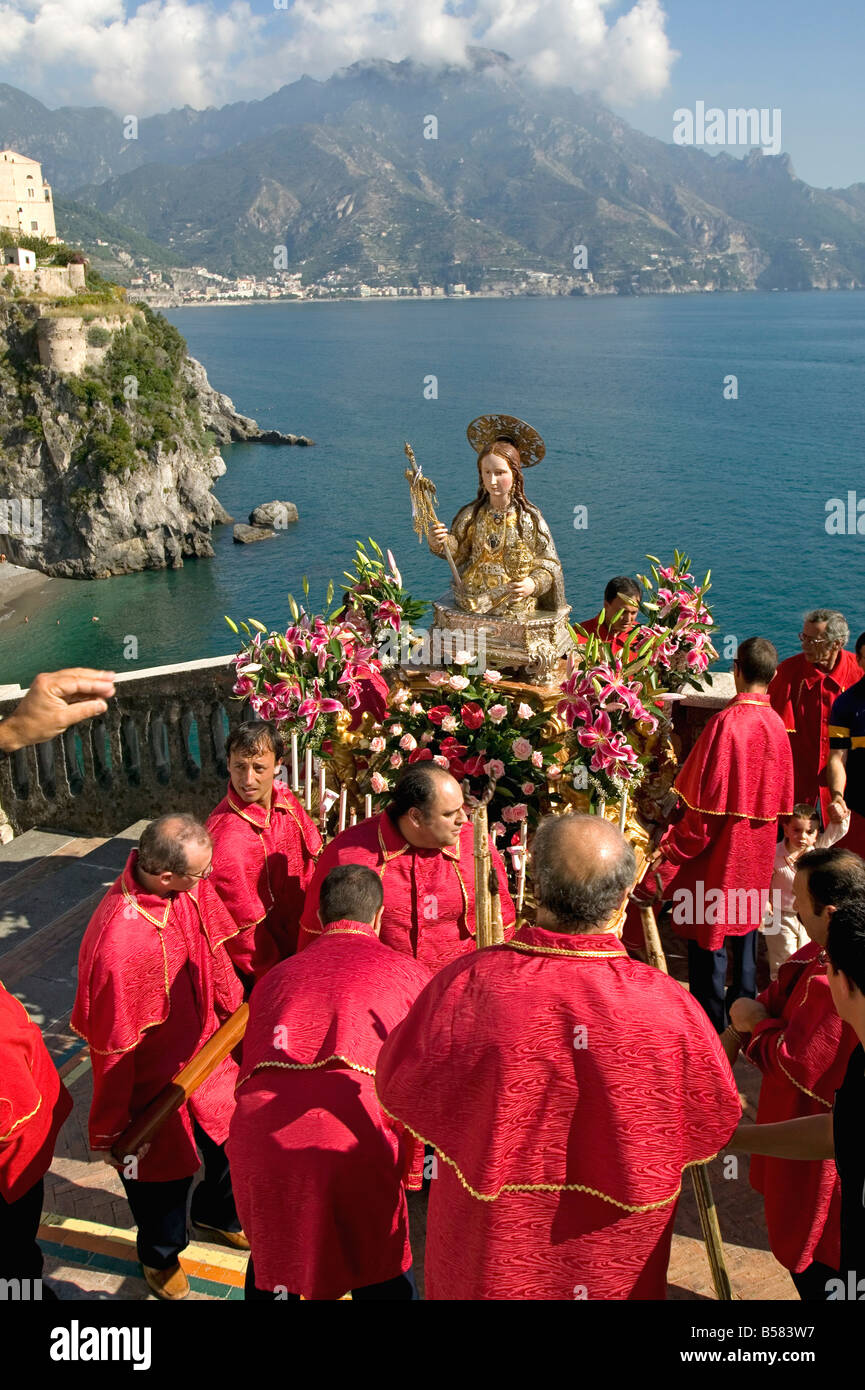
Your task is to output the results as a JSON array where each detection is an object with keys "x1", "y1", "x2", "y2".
[{"x1": 429, "y1": 415, "x2": 566, "y2": 618}]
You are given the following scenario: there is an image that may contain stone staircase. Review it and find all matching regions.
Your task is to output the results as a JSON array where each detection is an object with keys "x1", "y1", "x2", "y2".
[{"x1": 0, "y1": 825, "x2": 797, "y2": 1303}]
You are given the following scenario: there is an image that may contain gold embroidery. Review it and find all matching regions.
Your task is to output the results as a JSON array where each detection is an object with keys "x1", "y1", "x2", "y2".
[
  {"x1": 505, "y1": 939, "x2": 628, "y2": 960},
  {"x1": 775, "y1": 1032, "x2": 833, "y2": 1109},
  {"x1": 376, "y1": 1100, "x2": 718, "y2": 1211},
  {"x1": 0, "y1": 1095, "x2": 42, "y2": 1141},
  {"x1": 245, "y1": 1055, "x2": 375, "y2": 1078}
]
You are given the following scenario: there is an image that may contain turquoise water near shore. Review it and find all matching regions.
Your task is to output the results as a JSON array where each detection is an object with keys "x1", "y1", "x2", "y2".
[{"x1": 2, "y1": 292, "x2": 864, "y2": 687}]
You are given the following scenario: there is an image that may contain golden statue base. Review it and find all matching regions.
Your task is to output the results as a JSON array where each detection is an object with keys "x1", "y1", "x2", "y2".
[{"x1": 430, "y1": 592, "x2": 573, "y2": 684}]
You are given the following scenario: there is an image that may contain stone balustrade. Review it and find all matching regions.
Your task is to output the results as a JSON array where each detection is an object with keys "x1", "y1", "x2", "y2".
[{"x1": 0, "y1": 657, "x2": 735, "y2": 839}]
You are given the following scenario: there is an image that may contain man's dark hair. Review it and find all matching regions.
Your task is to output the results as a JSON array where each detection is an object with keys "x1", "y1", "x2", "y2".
[
  {"x1": 735, "y1": 636, "x2": 778, "y2": 686},
  {"x1": 319, "y1": 864, "x2": 384, "y2": 926},
  {"x1": 855, "y1": 630, "x2": 865, "y2": 657},
  {"x1": 796, "y1": 846, "x2": 865, "y2": 915},
  {"x1": 386, "y1": 762, "x2": 453, "y2": 825},
  {"x1": 604, "y1": 576, "x2": 641, "y2": 605},
  {"x1": 532, "y1": 814, "x2": 636, "y2": 933},
  {"x1": 225, "y1": 720, "x2": 284, "y2": 762},
  {"x1": 138, "y1": 814, "x2": 210, "y2": 877},
  {"x1": 827, "y1": 899, "x2": 865, "y2": 995}
]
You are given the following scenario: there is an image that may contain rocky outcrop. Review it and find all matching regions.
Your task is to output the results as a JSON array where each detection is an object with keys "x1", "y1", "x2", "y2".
[
  {"x1": 233, "y1": 523, "x2": 275, "y2": 544},
  {"x1": 249, "y1": 500, "x2": 298, "y2": 527},
  {"x1": 186, "y1": 354, "x2": 314, "y2": 446}
]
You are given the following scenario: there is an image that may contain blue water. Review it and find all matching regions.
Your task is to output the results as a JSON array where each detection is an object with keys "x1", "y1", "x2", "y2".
[{"x1": 2, "y1": 292, "x2": 864, "y2": 687}]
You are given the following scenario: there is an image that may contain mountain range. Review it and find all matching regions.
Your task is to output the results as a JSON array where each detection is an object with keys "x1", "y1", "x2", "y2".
[{"x1": 2, "y1": 50, "x2": 864, "y2": 291}]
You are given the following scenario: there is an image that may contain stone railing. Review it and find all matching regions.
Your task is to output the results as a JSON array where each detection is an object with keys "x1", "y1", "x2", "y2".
[
  {"x1": 0, "y1": 655, "x2": 240, "y2": 837},
  {"x1": 0, "y1": 658, "x2": 735, "y2": 839}
]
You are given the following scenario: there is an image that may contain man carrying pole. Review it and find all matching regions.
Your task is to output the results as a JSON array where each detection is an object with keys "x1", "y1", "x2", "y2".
[{"x1": 376, "y1": 813, "x2": 741, "y2": 1300}]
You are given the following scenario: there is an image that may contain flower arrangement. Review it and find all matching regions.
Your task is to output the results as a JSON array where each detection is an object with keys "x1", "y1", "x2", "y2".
[
  {"x1": 354, "y1": 657, "x2": 567, "y2": 839},
  {"x1": 557, "y1": 629, "x2": 661, "y2": 806},
  {"x1": 334, "y1": 539, "x2": 427, "y2": 662},
  {"x1": 633, "y1": 552, "x2": 717, "y2": 693}
]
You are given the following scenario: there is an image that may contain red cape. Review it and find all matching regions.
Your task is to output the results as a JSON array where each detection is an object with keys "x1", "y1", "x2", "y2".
[
  {"x1": 657, "y1": 694, "x2": 794, "y2": 948},
  {"x1": 769, "y1": 650, "x2": 860, "y2": 820},
  {"x1": 207, "y1": 781, "x2": 321, "y2": 981},
  {"x1": 71, "y1": 852, "x2": 242, "y2": 1180},
  {"x1": 0, "y1": 983, "x2": 72, "y2": 1203},
  {"x1": 298, "y1": 813, "x2": 515, "y2": 972},
  {"x1": 227, "y1": 920, "x2": 430, "y2": 1298},
  {"x1": 745, "y1": 941, "x2": 858, "y2": 1272},
  {"x1": 376, "y1": 923, "x2": 740, "y2": 1300}
]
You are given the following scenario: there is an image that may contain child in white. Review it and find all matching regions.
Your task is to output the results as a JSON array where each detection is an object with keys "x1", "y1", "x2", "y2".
[{"x1": 761, "y1": 802, "x2": 850, "y2": 979}]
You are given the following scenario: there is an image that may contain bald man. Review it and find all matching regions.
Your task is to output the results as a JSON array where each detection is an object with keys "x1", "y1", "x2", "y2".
[
  {"x1": 299, "y1": 764, "x2": 514, "y2": 972},
  {"x1": 73, "y1": 814, "x2": 246, "y2": 1300},
  {"x1": 377, "y1": 814, "x2": 741, "y2": 1300}
]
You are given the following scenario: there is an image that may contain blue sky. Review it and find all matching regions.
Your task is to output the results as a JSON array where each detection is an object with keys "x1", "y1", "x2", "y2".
[{"x1": 0, "y1": 0, "x2": 862, "y2": 188}]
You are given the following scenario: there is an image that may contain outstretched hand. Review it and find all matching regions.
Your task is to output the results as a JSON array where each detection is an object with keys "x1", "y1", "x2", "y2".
[{"x1": 0, "y1": 668, "x2": 116, "y2": 752}]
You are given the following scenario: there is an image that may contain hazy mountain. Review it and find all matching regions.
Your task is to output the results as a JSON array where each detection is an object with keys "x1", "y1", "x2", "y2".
[{"x1": 3, "y1": 52, "x2": 864, "y2": 290}]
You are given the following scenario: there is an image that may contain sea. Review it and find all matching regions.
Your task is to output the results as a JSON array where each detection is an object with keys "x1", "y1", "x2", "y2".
[{"x1": 2, "y1": 291, "x2": 864, "y2": 688}]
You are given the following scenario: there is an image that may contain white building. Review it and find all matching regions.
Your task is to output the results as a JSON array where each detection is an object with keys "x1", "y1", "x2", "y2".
[
  {"x1": 3, "y1": 246, "x2": 36, "y2": 268},
  {"x1": 0, "y1": 151, "x2": 58, "y2": 241}
]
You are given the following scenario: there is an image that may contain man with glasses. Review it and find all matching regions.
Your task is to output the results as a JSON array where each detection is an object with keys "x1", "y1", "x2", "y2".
[
  {"x1": 72, "y1": 814, "x2": 247, "y2": 1300},
  {"x1": 770, "y1": 610, "x2": 860, "y2": 827}
]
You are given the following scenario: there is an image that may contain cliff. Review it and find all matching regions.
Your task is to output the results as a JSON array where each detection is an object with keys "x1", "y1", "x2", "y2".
[{"x1": 0, "y1": 298, "x2": 308, "y2": 578}]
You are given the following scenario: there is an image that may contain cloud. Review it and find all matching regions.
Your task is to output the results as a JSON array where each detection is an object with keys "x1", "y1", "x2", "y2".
[{"x1": 0, "y1": 0, "x2": 677, "y2": 115}]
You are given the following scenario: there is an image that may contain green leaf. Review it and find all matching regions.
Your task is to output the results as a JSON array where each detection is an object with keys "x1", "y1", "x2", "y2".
[{"x1": 224, "y1": 615, "x2": 239, "y2": 634}]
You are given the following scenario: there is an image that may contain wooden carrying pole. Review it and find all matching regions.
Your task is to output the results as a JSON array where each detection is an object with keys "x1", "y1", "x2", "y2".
[
  {"x1": 636, "y1": 897, "x2": 734, "y2": 1301},
  {"x1": 111, "y1": 1003, "x2": 249, "y2": 1163},
  {"x1": 473, "y1": 804, "x2": 496, "y2": 950}
]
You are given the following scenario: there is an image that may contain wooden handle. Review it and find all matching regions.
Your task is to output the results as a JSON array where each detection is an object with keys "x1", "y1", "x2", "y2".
[{"x1": 112, "y1": 1003, "x2": 249, "y2": 1163}]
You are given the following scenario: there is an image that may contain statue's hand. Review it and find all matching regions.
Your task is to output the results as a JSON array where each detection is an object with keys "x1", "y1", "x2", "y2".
[
  {"x1": 508, "y1": 578, "x2": 535, "y2": 600},
  {"x1": 431, "y1": 523, "x2": 450, "y2": 552}
]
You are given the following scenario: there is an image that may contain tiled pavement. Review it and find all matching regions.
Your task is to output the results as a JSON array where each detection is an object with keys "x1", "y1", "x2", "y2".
[{"x1": 3, "y1": 827, "x2": 801, "y2": 1301}]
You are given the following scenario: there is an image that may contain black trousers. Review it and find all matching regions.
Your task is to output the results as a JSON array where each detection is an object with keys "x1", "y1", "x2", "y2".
[
  {"x1": 244, "y1": 1257, "x2": 419, "y2": 1301},
  {"x1": 688, "y1": 930, "x2": 758, "y2": 1032},
  {"x1": 120, "y1": 1123, "x2": 240, "y2": 1270},
  {"x1": 790, "y1": 1260, "x2": 839, "y2": 1301},
  {"x1": 0, "y1": 1177, "x2": 45, "y2": 1283}
]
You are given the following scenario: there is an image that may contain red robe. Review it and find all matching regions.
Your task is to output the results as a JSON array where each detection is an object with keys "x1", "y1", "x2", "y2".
[
  {"x1": 298, "y1": 813, "x2": 515, "y2": 972},
  {"x1": 376, "y1": 924, "x2": 741, "y2": 1301},
  {"x1": 576, "y1": 615, "x2": 632, "y2": 655},
  {"x1": 656, "y1": 693, "x2": 794, "y2": 950},
  {"x1": 207, "y1": 781, "x2": 322, "y2": 981},
  {"x1": 0, "y1": 982, "x2": 72, "y2": 1203},
  {"x1": 769, "y1": 650, "x2": 860, "y2": 823},
  {"x1": 71, "y1": 851, "x2": 243, "y2": 1181},
  {"x1": 745, "y1": 941, "x2": 857, "y2": 1273},
  {"x1": 227, "y1": 919, "x2": 430, "y2": 1298}
]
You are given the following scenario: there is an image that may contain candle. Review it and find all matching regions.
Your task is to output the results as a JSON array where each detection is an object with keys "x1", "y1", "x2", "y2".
[
  {"x1": 304, "y1": 748, "x2": 313, "y2": 811},
  {"x1": 597, "y1": 797, "x2": 606, "y2": 819},
  {"x1": 516, "y1": 821, "x2": 528, "y2": 915},
  {"x1": 618, "y1": 788, "x2": 628, "y2": 832},
  {"x1": 338, "y1": 788, "x2": 348, "y2": 833},
  {"x1": 349, "y1": 809, "x2": 357, "y2": 827},
  {"x1": 290, "y1": 733, "x2": 299, "y2": 792},
  {"x1": 318, "y1": 767, "x2": 327, "y2": 827},
  {"x1": 364, "y1": 794, "x2": 373, "y2": 821}
]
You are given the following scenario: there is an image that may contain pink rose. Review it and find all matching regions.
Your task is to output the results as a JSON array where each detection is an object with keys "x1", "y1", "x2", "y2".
[
  {"x1": 426, "y1": 671, "x2": 449, "y2": 686},
  {"x1": 432, "y1": 755, "x2": 450, "y2": 769},
  {"x1": 522, "y1": 781, "x2": 535, "y2": 795},
  {"x1": 547, "y1": 766, "x2": 562, "y2": 780},
  {"x1": 390, "y1": 723, "x2": 403, "y2": 736},
  {"x1": 488, "y1": 704, "x2": 508, "y2": 724},
  {"x1": 511, "y1": 803, "x2": 528, "y2": 821},
  {"x1": 492, "y1": 821, "x2": 506, "y2": 838},
  {"x1": 410, "y1": 702, "x2": 425, "y2": 715},
  {"x1": 399, "y1": 733, "x2": 417, "y2": 751},
  {"x1": 441, "y1": 714, "x2": 458, "y2": 733},
  {"x1": 531, "y1": 750, "x2": 544, "y2": 768},
  {"x1": 449, "y1": 675, "x2": 470, "y2": 691},
  {"x1": 391, "y1": 686, "x2": 410, "y2": 707},
  {"x1": 512, "y1": 737, "x2": 532, "y2": 760},
  {"x1": 370, "y1": 771, "x2": 388, "y2": 793},
  {"x1": 484, "y1": 758, "x2": 506, "y2": 780},
  {"x1": 516, "y1": 702, "x2": 534, "y2": 720},
  {"x1": 420, "y1": 731, "x2": 435, "y2": 745},
  {"x1": 483, "y1": 669, "x2": 502, "y2": 684},
  {"x1": 369, "y1": 736, "x2": 386, "y2": 753},
  {"x1": 389, "y1": 752, "x2": 403, "y2": 768}
]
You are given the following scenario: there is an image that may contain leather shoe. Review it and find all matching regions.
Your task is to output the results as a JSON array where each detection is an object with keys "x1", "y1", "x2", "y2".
[
  {"x1": 193, "y1": 1220, "x2": 250, "y2": 1251},
  {"x1": 143, "y1": 1262, "x2": 190, "y2": 1300}
]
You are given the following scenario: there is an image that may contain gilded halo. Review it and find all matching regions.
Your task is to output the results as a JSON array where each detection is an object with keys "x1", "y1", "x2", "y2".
[{"x1": 466, "y1": 414, "x2": 546, "y2": 469}]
